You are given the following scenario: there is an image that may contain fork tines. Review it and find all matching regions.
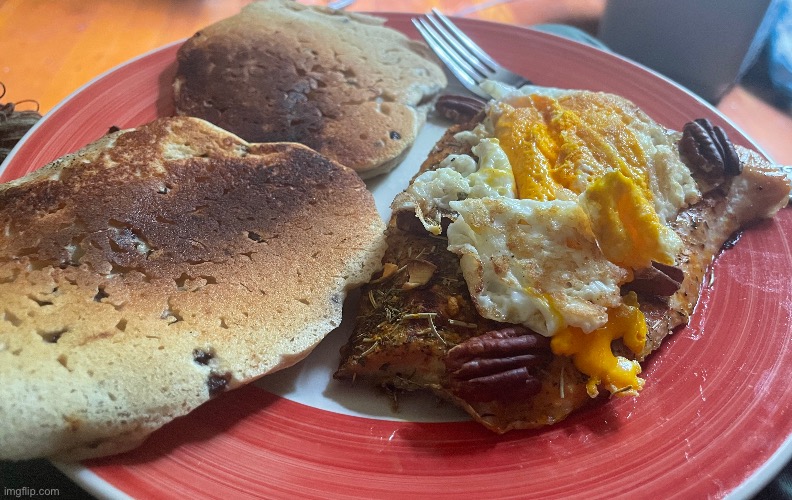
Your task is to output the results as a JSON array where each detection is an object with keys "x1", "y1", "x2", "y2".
[
  {"x1": 412, "y1": 9, "x2": 531, "y2": 98},
  {"x1": 413, "y1": 11, "x2": 489, "y2": 98}
]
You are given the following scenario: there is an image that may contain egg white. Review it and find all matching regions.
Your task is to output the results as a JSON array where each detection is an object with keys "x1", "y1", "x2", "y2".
[{"x1": 402, "y1": 81, "x2": 700, "y2": 336}]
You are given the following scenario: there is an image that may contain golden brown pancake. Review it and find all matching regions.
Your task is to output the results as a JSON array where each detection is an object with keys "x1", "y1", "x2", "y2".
[
  {"x1": 173, "y1": 0, "x2": 447, "y2": 178},
  {"x1": 0, "y1": 116, "x2": 386, "y2": 460}
]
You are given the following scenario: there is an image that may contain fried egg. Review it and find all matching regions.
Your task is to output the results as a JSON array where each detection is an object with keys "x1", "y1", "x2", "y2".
[
  {"x1": 404, "y1": 82, "x2": 702, "y2": 396},
  {"x1": 447, "y1": 197, "x2": 628, "y2": 335},
  {"x1": 400, "y1": 138, "x2": 516, "y2": 235}
]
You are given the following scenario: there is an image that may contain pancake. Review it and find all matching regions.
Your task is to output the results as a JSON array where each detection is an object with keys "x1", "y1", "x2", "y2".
[
  {"x1": 173, "y1": 0, "x2": 447, "y2": 178},
  {"x1": 0, "y1": 116, "x2": 386, "y2": 460}
]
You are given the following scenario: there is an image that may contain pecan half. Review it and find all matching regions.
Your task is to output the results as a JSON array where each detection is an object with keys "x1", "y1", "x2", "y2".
[
  {"x1": 445, "y1": 326, "x2": 551, "y2": 402},
  {"x1": 679, "y1": 118, "x2": 742, "y2": 177},
  {"x1": 435, "y1": 94, "x2": 486, "y2": 124}
]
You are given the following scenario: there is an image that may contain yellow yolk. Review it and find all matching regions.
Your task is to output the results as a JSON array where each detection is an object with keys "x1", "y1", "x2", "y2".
[
  {"x1": 550, "y1": 293, "x2": 647, "y2": 398},
  {"x1": 581, "y1": 171, "x2": 677, "y2": 268},
  {"x1": 493, "y1": 102, "x2": 560, "y2": 201},
  {"x1": 491, "y1": 93, "x2": 670, "y2": 396},
  {"x1": 492, "y1": 94, "x2": 678, "y2": 271},
  {"x1": 494, "y1": 94, "x2": 652, "y2": 202}
]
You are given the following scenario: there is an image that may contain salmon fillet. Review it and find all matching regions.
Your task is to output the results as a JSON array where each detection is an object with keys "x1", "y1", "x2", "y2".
[{"x1": 335, "y1": 105, "x2": 790, "y2": 433}]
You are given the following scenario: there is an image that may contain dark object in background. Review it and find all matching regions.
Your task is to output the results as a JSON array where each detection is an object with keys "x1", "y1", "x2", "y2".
[
  {"x1": 738, "y1": 3, "x2": 792, "y2": 113},
  {"x1": 0, "y1": 82, "x2": 42, "y2": 164},
  {"x1": 768, "y1": 0, "x2": 792, "y2": 103},
  {"x1": 597, "y1": 0, "x2": 780, "y2": 104}
]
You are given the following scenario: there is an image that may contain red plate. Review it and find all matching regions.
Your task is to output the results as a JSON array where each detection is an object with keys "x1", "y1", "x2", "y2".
[{"x1": 3, "y1": 14, "x2": 790, "y2": 499}]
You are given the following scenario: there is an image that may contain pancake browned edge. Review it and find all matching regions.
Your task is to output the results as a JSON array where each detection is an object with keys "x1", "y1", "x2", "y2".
[
  {"x1": 334, "y1": 106, "x2": 790, "y2": 433},
  {"x1": 173, "y1": 0, "x2": 447, "y2": 179},
  {"x1": 0, "y1": 116, "x2": 386, "y2": 460}
]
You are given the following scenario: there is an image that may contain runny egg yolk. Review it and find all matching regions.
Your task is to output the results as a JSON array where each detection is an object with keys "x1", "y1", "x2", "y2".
[
  {"x1": 550, "y1": 293, "x2": 647, "y2": 398},
  {"x1": 581, "y1": 170, "x2": 677, "y2": 269},
  {"x1": 494, "y1": 94, "x2": 652, "y2": 203},
  {"x1": 494, "y1": 95, "x2": 678, "y2": 268},
  {"x1": 492, "y1": 93, "x2": 669, "y2": 395}
]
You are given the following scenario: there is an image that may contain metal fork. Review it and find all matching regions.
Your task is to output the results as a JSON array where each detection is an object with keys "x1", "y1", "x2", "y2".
[{"x1": 412, "y1": 9, "x2": 531, "y2": 99}]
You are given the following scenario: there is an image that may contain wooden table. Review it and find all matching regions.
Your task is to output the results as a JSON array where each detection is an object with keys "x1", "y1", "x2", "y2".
[
  {"x1": 1, "y1": 0, "x2": 791, "y2": 164},
  {"x1": 0, "y1": 1, "x2": 790, "y2": 498}
]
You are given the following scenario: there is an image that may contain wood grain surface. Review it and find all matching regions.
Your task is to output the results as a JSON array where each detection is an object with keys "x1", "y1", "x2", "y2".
[{"x1": 1, "y1": 0, "x2": 789, "y2": 163}]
